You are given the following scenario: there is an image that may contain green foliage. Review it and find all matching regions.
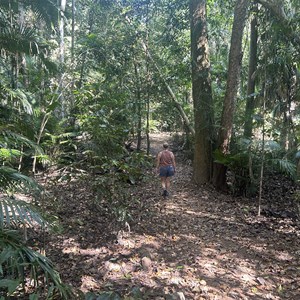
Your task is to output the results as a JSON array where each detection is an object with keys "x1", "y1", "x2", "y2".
[
  {"x1": 214, "y1": 137, "x2": 297, "y2": 196},
  {"x1": 0, "y1": 228, "x2": 74, "y2": 299},
  {"x1": 0, "y1": 165, "x2": 41, "y2": 195},
  {"x1": 270, "y1": 158, "x2": 296, "y2": 179},
  {"x1": 147, "y1": 120, "x2": 160, "y2": 133},
  {"x1": 0, "y1": 0, "x2": 58, "y2": 28},
  {"x1": 43, "y1": 131, "x2": 79, "y2": 167},
  {"x1": 0, "y1": 196, "x2": 46, "y2": 228},
  {"x1": 90, "y1": 153, "x2": 152, "y2": 225},
  {"x1": 0, "y1": 115, "x2": 71, "y2": 298},
  {"x1": 73, "y1": 84, "x2": 133, "y2": 161},
  {"x1": 0, "y1": 150, "x2": 72, "y2": 298}
]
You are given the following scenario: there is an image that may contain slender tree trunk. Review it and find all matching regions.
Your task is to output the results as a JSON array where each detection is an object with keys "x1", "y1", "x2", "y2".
[
  {"x1": 145, "y1": 8, "x2": 151, "y2": 156},
  {"x1": 71, "y1": 0, "x2": 75, "y2": 62},
  {"x1": 280, "y1": 67, "x2": 297, "y2": 151},
  {"x1": 288, "y1": 65, "x2": 298, "y2": 149},
  {"x1": 134, "y1": 62, "x2": 143, "y2": 151},
  {"x1": 69, "y1": 0, "x2": 76, "y2": 118},
  {"x1": 79, "y1": 8, "x2": 94, "y2": 88},
  {"x1": 244, "y1": 4, "x2": 258, "y2": 138},
  {"x1": 212, "y1": 0, "x2": 250, "y2": 190},
  {"x1": 190, "y1": 0, "x2": 214, "y2": 184},
  {"x1": 59, "y1": 0, "x2": 66, "y2": 118},
  {"x1": 258, "y1": 81, "x2": 267, "y2": 216},
  {"x1": 32, "y1": 112, "x2": 50, "y2": 174},
  {"x1": 9, "y1": 2, "x2": 16, "y2": 89},
  {"x1": 146, "y1": 91, "x2": 150, "y2": 155},
  {"x1": 59, "y1": 0, "x2": 66, "y2": 64},
  {"x1": 145, "y1": 54, "x2": 150, "y2": 155}
]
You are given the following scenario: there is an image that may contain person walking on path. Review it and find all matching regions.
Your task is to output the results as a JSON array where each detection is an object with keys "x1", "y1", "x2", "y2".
[{"x1": 156, "y1": 142, "x2": 176, "y2": 197}]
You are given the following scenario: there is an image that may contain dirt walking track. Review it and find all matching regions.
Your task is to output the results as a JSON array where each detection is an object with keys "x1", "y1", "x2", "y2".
[{"x1": 45, "y1": 133, "x2": 300, "y2": 299}]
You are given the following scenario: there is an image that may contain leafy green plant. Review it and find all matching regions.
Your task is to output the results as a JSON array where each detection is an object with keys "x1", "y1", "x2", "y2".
[
  {"x1": 90, "y1": 153, "x2": 152, "y2": 226},
  {"x1": 0, "y1": 129, "x2": 73, "y2": 299},
  {"x1": 0, "y1": 176, "x2": 74, "y2": 299},
  {"x1": 0, "y1": 229, "x2": 73, "y2": 299},
  {"x1": 214, "y1": 137, "x2": 297, "y2": 196}
]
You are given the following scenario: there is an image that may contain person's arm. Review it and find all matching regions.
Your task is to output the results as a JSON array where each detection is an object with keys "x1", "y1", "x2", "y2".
[
  {"x1": 156, "y1": 152, "x2": 161, "y2": 171},
  {"x1": 171, "y1": 152, "x2": 176, "y2": 172}
]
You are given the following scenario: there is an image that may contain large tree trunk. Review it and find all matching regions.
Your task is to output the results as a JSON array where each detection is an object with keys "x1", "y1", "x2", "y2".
[
  {"x1": 244, "y1": 4, "x2": 258, "y2": 138},
  {"x1": 212, "y1": 0, "x2": 250, "y2": 190},
  {"x1": 190, "y1": 0, "x2": 214, "y2": 185}
]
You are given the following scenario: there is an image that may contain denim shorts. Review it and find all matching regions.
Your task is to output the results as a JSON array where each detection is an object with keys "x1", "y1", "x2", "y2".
[{"x1": 159, "y1": 165, "x2": 175, "y2": 177}]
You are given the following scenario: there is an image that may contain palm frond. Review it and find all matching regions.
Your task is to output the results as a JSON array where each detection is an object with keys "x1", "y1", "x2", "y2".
[
  {"x1": 0, "y1": 85, "x2": 33, "y2": 115},
  {"x1": 0, "y1": 0, "x2": 58, "y2": 28},
  {"x1": 0, "y1": 129, "x2": 43, "y2": 157},
  {"x1": 213, "y1": 148, "x2": 231, "y2": 166},
  {"x1": 23, "y1": 0, "x2": 59, "y2": 28},
  {"x1": 0, "y1": 148, "x2": 22, "y2": 161},
  {"x1": 0, "y1": 166, "x2": 41, "y2": 194},
  {"x1": 264, "y1": 140, "x2": 281, "y2": 152},
  {"x1": 0, "y1": 228, "x2": 74, "y2": 299},
  {"x1": 253, "y1": 139, "x2": 281, "y2": 153},
  {"x1": 0, "y1": 27, "x2": 47, "y2": 56},
  {"x1": 269, "y1": 158, "x2": 297, "y2": 179},
  {"x1": 0, "y1": 196, "x2": 47, "y2": 228}
]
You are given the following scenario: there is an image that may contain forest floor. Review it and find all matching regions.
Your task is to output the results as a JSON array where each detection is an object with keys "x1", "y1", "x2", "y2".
[{"x1": 40, "y1": 133, "x2": 300, "y2": 300}]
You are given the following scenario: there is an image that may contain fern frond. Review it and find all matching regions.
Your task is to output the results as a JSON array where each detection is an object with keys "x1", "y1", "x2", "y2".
[{"x1": 0, "y1": 28, "x2": 46, "y2": 55}]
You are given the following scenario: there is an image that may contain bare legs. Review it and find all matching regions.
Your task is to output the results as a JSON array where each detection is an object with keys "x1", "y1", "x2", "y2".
[{"x1": 161, "y1": 176, "x2": 171, "y2": 194}]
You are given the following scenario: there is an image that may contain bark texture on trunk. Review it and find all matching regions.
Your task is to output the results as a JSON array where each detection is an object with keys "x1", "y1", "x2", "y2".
[
  {"x1": 59, "y1": 0, "x2": 67, "y2": 118},
  {"x1": 244, "y1": 5, "x2": 258, "y2": 138},
  {"x1": 134, "y1": 62, "x2": 142, "y2": 151},
  {"x1": 190, "y1": 0, "x2": 214, "y2": 185},
  {"x1": 212, "y1": 0, "x2": 250, "y2": 190}
]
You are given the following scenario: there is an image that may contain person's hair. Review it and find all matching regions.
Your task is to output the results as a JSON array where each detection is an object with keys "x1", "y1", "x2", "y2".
[{"x1": 163, "y1": 142, "x2": 169, "y2": 149}]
